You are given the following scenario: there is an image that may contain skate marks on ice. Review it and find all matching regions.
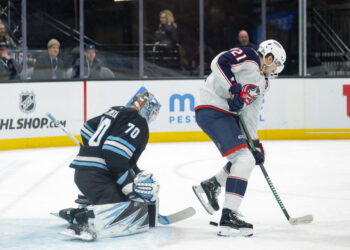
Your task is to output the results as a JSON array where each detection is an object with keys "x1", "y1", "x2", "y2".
[
  {"x1": 0, "y1": 219, "x2": 183, "y2": 250},
  {"x1": 0, "y1": 151, "x2": 76, "y2": 216}
]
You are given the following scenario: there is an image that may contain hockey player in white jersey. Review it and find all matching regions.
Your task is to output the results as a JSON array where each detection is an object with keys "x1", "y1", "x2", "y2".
[{"x1": 193, "y1": 40, "x2": 286, "y2": 237}]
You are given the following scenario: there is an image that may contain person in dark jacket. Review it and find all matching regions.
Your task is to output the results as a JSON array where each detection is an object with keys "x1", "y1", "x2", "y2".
[
  {"x1": 235, "y1": 30, "x2": 258, "y2": 50},
  {"x1": 72, "y1": 44, "x2": 103, "y2": 79},
  {"x1": 0, "y1": 42, "x2": 22, "y2": 80},
  {"x1": 31, "y1": 38, "x2": 65, "y2": 80},
  {"x1": 154, "y1": 9, "x2": 178, "y2": 51}
]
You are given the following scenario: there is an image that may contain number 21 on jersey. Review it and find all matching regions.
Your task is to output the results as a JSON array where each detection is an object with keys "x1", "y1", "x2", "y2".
[{"x1": 231, "y1": 48, "x2": 247, "y2": 62}]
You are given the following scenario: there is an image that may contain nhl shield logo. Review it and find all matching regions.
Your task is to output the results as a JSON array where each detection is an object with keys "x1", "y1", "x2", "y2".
[{"x1": 19, "y1": 91, "x2": 36, "y2": 113}]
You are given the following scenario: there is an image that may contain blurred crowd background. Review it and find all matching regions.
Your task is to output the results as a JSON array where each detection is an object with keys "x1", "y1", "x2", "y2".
[{"x1": 0, "y1": 0, "x2": 349, "y2": 81}]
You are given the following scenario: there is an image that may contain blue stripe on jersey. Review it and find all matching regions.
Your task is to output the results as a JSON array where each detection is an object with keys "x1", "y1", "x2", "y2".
[
  {"x1": 226, "y1": 177, "x2": 247, "y2": 197},
  {"x1": 102, "y1": 145, "x2": 131, "y2": 159},
  {"x1": 107, "y1": 136, "x2": 136, "y2": 152},
  {"x1": 239, "y1": 47, "x2": 260, "y2": 67},
  {"x1": 80, "y1": 130, "x2": 90, "y2": 141},
  {"x1": 117, "y1": 170, "x2": 129, "y2": 185},
  {"x1": 217, "y1": 52, "x2": 238, "y2": 85},
  {"x1": 71, "y1": 160, "x2": 108, "y2": 171},
  {"x1": 84, "y1": 123, "x2": 95, "y2": 133}
]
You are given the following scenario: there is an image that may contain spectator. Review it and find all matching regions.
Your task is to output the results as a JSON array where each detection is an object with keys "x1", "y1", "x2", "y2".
[
  {"x1": 235, "y1": 30, "x2": 258, "y2": 50},
  {"x1": 0, "y1": 42, "x2": 21, "y2": 80},
  {"x1": 32, "y1": 38, "x2": 65, "y2": 80},
  {"x1": 154, "y1": 9, "x2": 178, "y2": 51},
  {"x1": 0, "y1": 22, "x2": 17, "y2": 50},
  {"x1": 72, "y1": 44, "x2": 102, "y2": 79}
]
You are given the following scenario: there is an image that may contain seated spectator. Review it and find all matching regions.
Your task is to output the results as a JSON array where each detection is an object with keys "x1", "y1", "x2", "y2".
[
  {"x1": 235, "y1": 30, "x2": 258, "y2": 50},
  {"x1": 154, "y1": 9, "x2": 178, "y2": 51},
  {"x1": 72, "y1": 44, "x2": 102, "y2": 79},
  {"x1": 0, "y1": 22, "x2": 18, "y2": 50},
  {"x1": 0, "y1": 42, "x2": 22, "y2": 80},
  {"x1": 32, "y1": 38, "x2": 65, "y2": 80}
]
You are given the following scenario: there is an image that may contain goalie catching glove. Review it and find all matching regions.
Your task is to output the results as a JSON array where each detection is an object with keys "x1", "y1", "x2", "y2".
[{"x1": 121, "y1": 170, "x2": 159, "y2": 203}]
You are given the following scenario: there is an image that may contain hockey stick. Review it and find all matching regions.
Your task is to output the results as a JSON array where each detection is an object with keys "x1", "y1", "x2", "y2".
[
  {"x1": 158, "y1": 207, "x2": 196, "y2": 225},
  {"x1": 46, "y1": 112, "x2": 82, "y2": 146},
  {"x1": 46, "y1": 112, "x2": 196, "y2": 225},
  {"x1": 237, "y1": 112, "x2": 313, "y2": 225}
]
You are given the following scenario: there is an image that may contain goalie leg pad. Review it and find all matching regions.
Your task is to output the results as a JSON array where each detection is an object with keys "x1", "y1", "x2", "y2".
[{"x1": 88, "y1": 201, "x2": 149, "y2": 238}]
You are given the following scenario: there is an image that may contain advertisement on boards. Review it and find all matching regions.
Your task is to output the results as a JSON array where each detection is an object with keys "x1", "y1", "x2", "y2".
[
  {"x1": 0, "y1": 82, "x2": 83, "y2": 139},
  {"x1": 87, "y1": 80, "x2": 203, "y2": 132}
]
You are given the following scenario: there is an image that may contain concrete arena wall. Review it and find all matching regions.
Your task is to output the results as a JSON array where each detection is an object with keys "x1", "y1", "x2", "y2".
[{"x1": 1, "y1": 78, "x2": 350, "y2": 150}]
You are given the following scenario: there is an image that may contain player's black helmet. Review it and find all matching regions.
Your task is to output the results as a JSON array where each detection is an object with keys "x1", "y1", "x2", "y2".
[{"x1": 131, "y1": 91, "x2": 161, "y2": 123}]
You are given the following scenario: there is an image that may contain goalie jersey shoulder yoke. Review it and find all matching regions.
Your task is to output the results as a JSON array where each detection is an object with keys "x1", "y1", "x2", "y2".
[{"x1": 71, "y1": 106, "x2": 149, "y2": 180}]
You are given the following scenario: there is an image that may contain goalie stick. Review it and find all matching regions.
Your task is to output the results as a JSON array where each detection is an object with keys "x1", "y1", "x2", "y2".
[
  {"x1": 237, "y1": 112, "x2": 313, "y2": 225},
  {"x1": 46, "y1": 112, "x2": 196, "y2": 225}
]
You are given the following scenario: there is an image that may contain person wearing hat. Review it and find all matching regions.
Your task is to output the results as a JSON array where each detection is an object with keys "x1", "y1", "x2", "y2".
[
  {"x1": 31, "y1": 38, "x2": 65, "y2": 80},
  {"x1": 72, "y1": 44, "x2": 102, "y2": 79},
  {"x1": 0, "y1": 42, "x2": 22, "y2": 81}
]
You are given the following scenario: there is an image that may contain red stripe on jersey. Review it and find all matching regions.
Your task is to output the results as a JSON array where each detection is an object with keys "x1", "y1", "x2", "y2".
[
  {"x1": 195, "y1": 105, "x2": 238, "y2": 116},
  {"x1": 222, "y1": 143, "x2": 248, "y2": 157}
]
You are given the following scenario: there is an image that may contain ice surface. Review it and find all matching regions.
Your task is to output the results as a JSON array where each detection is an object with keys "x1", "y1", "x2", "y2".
[{"x1": 0, "y1": 140, "x2": 350, "y2": 250}]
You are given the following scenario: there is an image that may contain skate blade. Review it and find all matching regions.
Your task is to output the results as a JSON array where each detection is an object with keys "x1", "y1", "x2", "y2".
[
  {"x1": 218, "y1": 226, "x2": 253, "y2": 237},
  {"x1": 60, "y1": 229, "x2": 96, "y2": 241},
  {"x1": 50, "y1": 212, "x2": 76, "y2": 224},
  {"x1": 192, "y1": 185, "x2": 215, "y2": 215}
]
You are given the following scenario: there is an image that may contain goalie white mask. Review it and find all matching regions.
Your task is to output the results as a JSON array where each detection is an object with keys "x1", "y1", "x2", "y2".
[
  {"x1": 131, "y1": 91, "x2": 161, "y2": 123},
  {"x1": 258, "y1": 39, "x2": 286, "y2": 78}
]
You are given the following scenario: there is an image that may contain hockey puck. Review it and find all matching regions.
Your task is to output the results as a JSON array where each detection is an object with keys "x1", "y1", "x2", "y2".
[{"x1": 209, "y1": 221, "x2": 218, "y2": 227}]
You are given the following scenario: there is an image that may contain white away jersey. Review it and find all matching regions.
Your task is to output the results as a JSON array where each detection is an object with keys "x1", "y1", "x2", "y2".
[{"x1": 196, "y1": 47, "x2": 270, "y2": 139}]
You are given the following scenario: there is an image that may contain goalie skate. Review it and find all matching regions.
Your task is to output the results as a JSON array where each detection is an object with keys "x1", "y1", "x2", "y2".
[{"x1": 60, "y1": 224, "x2": 97, "y2": 241}]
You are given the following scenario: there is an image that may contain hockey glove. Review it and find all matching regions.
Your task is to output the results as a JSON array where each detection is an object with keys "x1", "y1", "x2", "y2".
[
  {"x1": 227, "y1": 84, "x2": 260, "y2": 112},
  {"x1": 249, "y1": 140, "x2": 265, "y2": 165},
  {"x1": 133, "y1": 171, "x2": 159, "y2": 203},
  {"x1": 227, "y1": 95, "x2": 245, "y2": 112},
  {"x1": 121, "y1": 171, "x2": 159, "y2": 203}
]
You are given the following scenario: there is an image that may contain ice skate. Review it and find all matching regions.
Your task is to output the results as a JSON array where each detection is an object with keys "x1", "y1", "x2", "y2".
[
  {"x1": 60, "y1": 223, "x2": 97, "y2": 241},
  {"x1": 218, "y1": 208, "x2": 253, "y2": 237},
  {"x1": 192, "y1": 177, "x2": 221, "y2": 215},
  {"x1": 58, "y1": 208, "x2": 87, "y2": 224}
]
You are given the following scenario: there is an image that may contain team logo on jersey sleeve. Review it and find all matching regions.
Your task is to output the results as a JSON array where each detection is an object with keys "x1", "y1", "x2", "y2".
[
  {"x1": 19, "y1": 91, "x2": 36, "y2": 113},
  {"x1": 240, "y1": 84, "x2": 260, "y2": 104}
]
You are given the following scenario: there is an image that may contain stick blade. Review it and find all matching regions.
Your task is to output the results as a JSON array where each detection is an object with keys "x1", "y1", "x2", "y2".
[
  {"x1": 289, "y1": 214, "x2": 313, "y2": 225},
  {"x1": 158, "y1": 207, "x2": 196, "y2": 225}
]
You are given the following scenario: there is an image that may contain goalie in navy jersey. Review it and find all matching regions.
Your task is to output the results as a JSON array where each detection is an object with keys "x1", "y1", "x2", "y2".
[
  {"x1": 59, "y1": 91, "x2": 161, "y2": 241},
  {"x1": 193, "y1": 40, "x2": 286, "y2": 237}
]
